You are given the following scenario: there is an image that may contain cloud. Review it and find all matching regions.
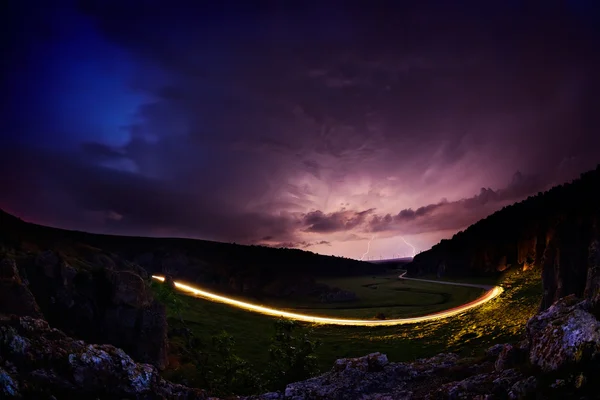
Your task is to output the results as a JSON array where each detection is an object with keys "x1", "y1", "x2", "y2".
[
  {"x1": 303, "y1": 208, "x2": 375, "y2": 233},
  {"x1": 367, "y1": 171, "x2": 551, "y2": 236},
  {"x1": 1, "y1": 2, "x2": 599, "y2": 258}
]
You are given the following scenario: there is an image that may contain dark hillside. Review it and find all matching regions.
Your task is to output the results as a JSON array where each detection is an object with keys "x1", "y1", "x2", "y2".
[
  {"x1": 0, "y1": 208, "x2": 384, "y2": 298},
  {"x1": 406, "y1": 165, "x2": 600, "y2": 310}
]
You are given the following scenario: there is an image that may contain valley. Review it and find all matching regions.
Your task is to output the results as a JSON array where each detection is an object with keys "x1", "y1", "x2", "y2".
[{"x1": 160, "y1": 266, "x2": 540, "y2": 379}]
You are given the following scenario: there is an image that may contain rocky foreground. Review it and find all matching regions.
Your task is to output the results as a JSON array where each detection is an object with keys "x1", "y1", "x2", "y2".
[
  {"x1": 1, "y1": 292, "x2": 599, "y2": 399},
  {"x1": 245, "y1": 294, "x2": 600, "y2": 400}
]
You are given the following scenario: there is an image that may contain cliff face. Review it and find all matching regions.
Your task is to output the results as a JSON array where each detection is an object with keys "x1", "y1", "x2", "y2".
[
  {"x1": 0, "y1": 251, "x2": 169, "y2": 370},
  {"x1": 407, "y1": 165, "x2": 600, "y2": 311}
]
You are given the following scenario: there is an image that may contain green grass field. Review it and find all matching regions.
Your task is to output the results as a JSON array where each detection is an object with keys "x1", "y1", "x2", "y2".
[
  {"x1": 257, "y1": 273, "x2": 486, "y2": 319},
  {"x1": 161, "y1": 267, "x2": 542, "y2": 379}
]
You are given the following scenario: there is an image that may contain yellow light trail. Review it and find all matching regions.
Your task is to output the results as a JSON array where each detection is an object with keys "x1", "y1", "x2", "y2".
[{"x1": 152, "y1": 275, "x2": 504, "y2": 326}]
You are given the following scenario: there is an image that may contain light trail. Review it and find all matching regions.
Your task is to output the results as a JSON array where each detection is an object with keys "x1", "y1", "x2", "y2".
[
  {"x1": 151, "y1": 275, "x2": 503, "y2": 326},
  {"x1": 400, "y1": 236, "x2": 417, "y2": 257},
  {"x1": 360, "y1": 235, "x2": 376, "y2": 261}
]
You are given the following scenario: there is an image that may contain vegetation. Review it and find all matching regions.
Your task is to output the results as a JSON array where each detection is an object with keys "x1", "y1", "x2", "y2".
[
  {"x1": 265, "y1": 320, "x2": 321, "y2": 390},
  {"x1": 244, "y1": 273, "x2": 485, "y2": 319},
  {"x1": 408, "y1": 165, "x2": 600, "y2": 277},
  {"x1": 157, "y1": 266, "x2": 542, "y2": 395}
]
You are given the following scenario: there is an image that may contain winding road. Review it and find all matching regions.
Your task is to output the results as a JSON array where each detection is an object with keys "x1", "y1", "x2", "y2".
[
  {"x1": 397, "y1": 271, "x2": 495, "y2": 290},
  {"x1": 151, "y1": 272, "x2": 503, "y2": 326}
]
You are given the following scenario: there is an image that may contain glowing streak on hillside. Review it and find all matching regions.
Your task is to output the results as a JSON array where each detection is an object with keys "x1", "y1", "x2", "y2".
[
  {"x1": 360, "y1": 235, "x2": 376, "y2": 260},
  {"x1": 400, "y1": 236, "x2": 417, "y2": 257},
  {"x1": 151, "y1": 275, "x2": 503, "y2": 326}
]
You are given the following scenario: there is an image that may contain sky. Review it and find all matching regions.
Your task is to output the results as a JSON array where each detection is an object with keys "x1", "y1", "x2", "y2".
[{"x1": 1, "y1": 1, "x2": 599, "y2": 260}]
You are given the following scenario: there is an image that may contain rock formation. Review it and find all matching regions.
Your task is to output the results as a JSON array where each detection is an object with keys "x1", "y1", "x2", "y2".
[
  {"x1": 0, "y1": 258, "x2": 43, "y2": 319},
  {"x1": 8, "y1": 251, "x2": 168, "y2": 370},
  {"x1": 0, "y1": 315, "x2": 205, "y2": 399}
]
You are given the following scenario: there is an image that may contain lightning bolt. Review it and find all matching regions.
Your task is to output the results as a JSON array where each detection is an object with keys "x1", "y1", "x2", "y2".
[
  {"x1": 360, "y1": 235, "x2": 376, "y2": 261},
  {"x1": 400, "y1": 236, "x2": 416, "y2": 258}
]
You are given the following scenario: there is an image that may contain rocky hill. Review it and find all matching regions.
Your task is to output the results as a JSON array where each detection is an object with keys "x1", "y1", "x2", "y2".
[{"x1": 406, "y1": 165, "x2": 600, "y2": 311}]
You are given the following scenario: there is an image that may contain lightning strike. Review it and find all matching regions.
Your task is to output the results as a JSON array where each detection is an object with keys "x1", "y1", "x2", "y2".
[
  {"x1": 360, "y1": 235, "x2": 376, "y2": 260},
  {"x1": 400, "y1": 236, "x2": 417, "y2": 258}
]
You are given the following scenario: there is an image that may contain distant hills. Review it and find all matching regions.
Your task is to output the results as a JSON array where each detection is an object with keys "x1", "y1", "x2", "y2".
[
  {"x1": 3, "y1": 164, "x2": 599, "y2": 309},
  {"x1": 0, "y1": 207, "x2": 385, "y2": 298},
  {"x1": 407, "y1": 164, "x2": 600, "y2": 310}
]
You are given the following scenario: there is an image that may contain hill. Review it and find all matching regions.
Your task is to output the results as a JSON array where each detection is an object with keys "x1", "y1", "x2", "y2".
[
  {"x1": 406, "y1": 164, "x2": 600, "y2": 310},
  {"x1": 0, "y1": 208, "x2": 384, "y2": 298}
]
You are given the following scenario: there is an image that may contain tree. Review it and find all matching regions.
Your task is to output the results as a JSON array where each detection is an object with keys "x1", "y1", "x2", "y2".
[
  {"x1": 266, "y1": 319, "x2": 321, "y2": 390},
  {"x1": 209, "y1": 331, "x2": 263, "y2": 395}
]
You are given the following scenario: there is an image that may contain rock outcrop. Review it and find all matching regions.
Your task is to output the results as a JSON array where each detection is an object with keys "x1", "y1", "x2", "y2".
[
  {"x1": 527, "y1": 295, "x2": 600, "y2": 373},
  {"x1": 247, "y1": 296, "x2": 600, "y2": 400},
  {"x1": 21, "y1": 251, "x2": 169, "y2": 369},
  {"x1": 0, "y1": 258, "x2": 43, "y2": 319},
  {"x1": 0, "y1": 315, "x2": 206, "y2": 399}
]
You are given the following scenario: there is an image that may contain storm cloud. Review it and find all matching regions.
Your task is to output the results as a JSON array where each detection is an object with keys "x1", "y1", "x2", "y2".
[{"x1": 1, "y1": 1, "x2": 599, "y2": 258}]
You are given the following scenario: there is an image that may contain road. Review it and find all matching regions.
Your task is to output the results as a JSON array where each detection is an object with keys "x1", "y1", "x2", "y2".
[
  {"x1": 151, "y1": 274, "x2": 503, "y2": 326},
  {"x1": 397, "y1": 271, "x2": 494, "y2": 290}
]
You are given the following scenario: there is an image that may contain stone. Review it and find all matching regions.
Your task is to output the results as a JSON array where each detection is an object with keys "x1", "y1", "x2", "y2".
[
  {"x1": 508, "y1": 376, "x2": 537, "y2": 399},
  {"x1": 0, "y1": 366, "x2": 19, "y2": 398},
  {"x1": 486, "y1": 343, "x2": 506, "y2": 359},
  {"x1": 495, "y1": 344, "x2": 525, "y2": 372},
  {"x1": 0, "y1": 315, "x2": 206, "y2": 399},
  {"x1": 527, "y1": 296, "x2": 600, "y2": 372},
  {"x1": 333, "y1": 352, "x2": 389, "y2": 372},
  {"x1": 110, "y1": 270, "x2": 152, "y2": 308}
]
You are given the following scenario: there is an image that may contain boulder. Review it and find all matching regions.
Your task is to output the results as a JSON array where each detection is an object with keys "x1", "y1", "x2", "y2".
[
  {"x1": 333, "y1": 352, "x2": 389, "y2": 372},
  {"x1": 527, "y1": 295, "x2": 600, "y2": 372}
]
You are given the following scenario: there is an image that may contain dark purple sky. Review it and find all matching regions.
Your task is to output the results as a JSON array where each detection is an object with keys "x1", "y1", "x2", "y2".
[{"x1": 1, "y1": 1, "x2": 599, "y2": 259}]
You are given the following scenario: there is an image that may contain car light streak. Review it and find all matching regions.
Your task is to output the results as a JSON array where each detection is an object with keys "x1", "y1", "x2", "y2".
[{"x1": 151, "y1": 275, "x2": 503, "y2": 326}]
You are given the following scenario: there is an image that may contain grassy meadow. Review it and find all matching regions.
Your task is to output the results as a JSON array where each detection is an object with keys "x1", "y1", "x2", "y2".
[
  {"x1": 245, "y1": 273, "x2": 486, "y2": 319},
  {"x1": 160, "y1": 267, "x2": 542, "y2": 380}
]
